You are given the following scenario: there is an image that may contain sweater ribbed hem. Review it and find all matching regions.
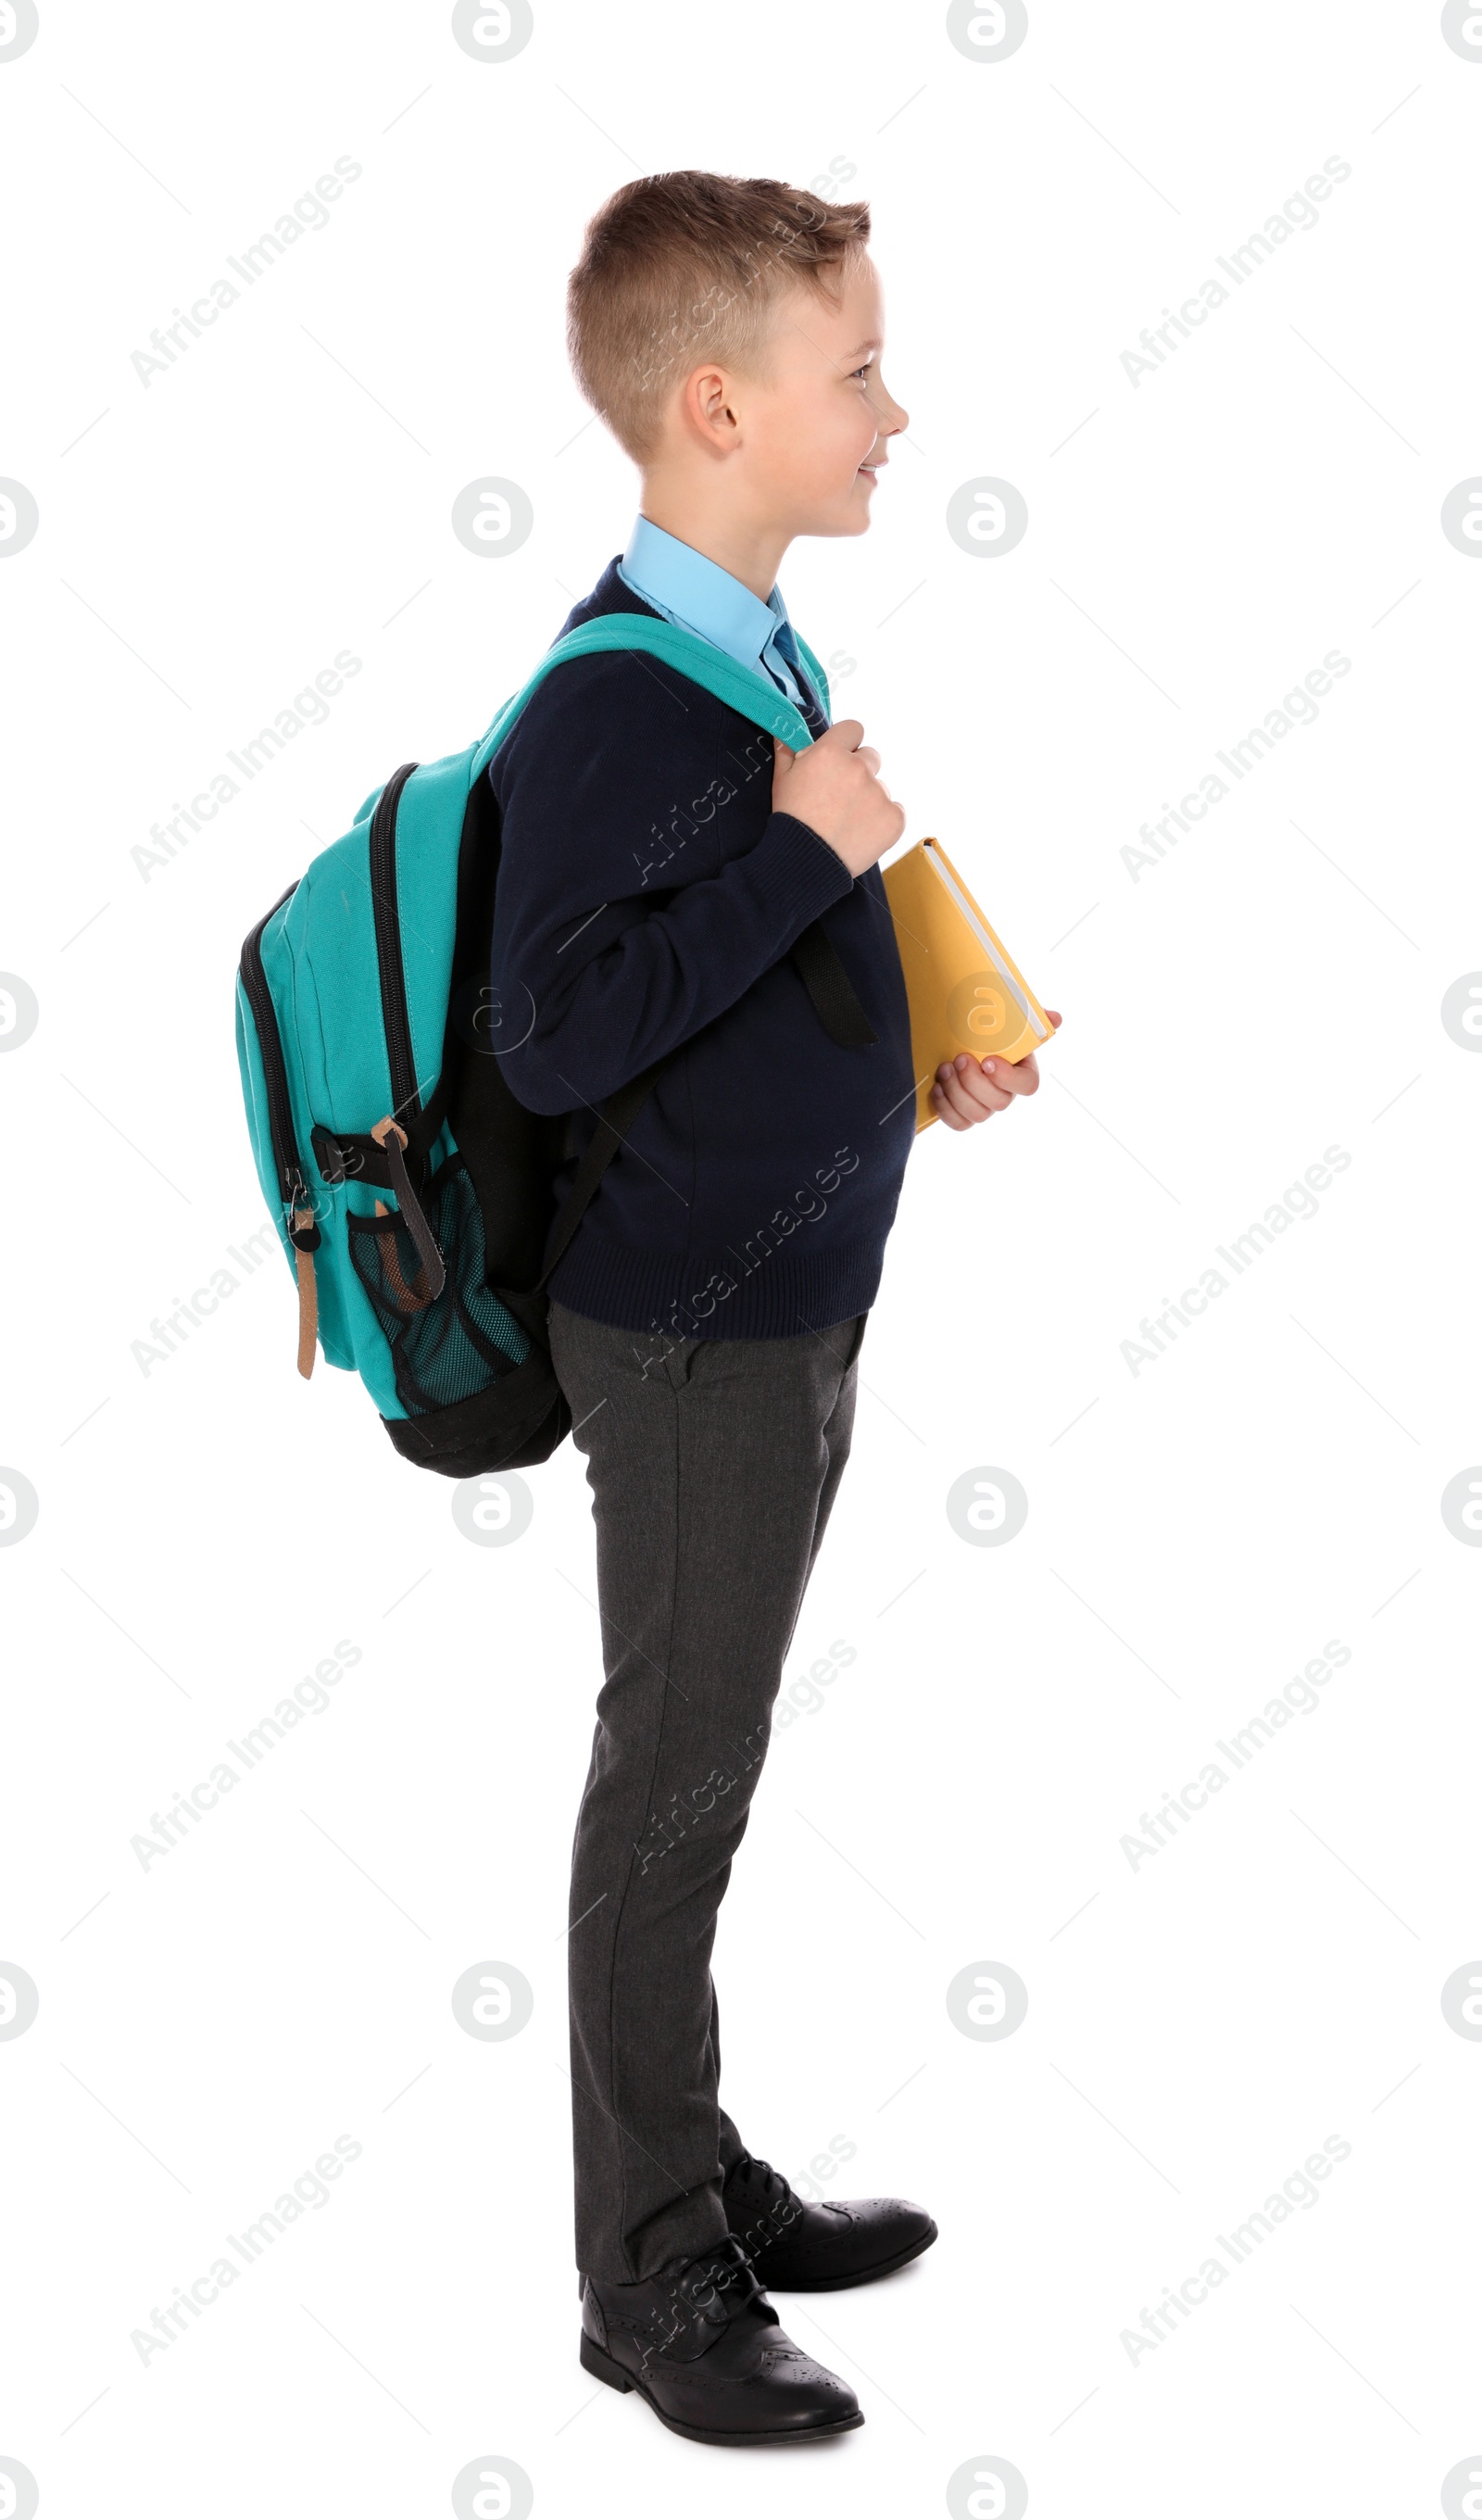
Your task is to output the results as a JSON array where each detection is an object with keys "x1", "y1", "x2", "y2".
[{"x1": 546, "y1": 1230, "x2": 884, "y2": 1342}]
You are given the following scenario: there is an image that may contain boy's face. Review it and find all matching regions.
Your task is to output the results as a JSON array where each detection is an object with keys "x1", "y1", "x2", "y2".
[{"x1": 680, "y1": 253, "x2": 907, "y2": 541}]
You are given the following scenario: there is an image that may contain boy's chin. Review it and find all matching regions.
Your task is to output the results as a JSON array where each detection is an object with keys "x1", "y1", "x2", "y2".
[{"x1": 797, "y1": 493, "x2": 876, "y2": 541}]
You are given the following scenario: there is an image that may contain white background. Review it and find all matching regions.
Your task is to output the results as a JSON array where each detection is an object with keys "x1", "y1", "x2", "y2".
[{"x1": 3, "y1": 2, "x2": 1481, "y2": 2514}]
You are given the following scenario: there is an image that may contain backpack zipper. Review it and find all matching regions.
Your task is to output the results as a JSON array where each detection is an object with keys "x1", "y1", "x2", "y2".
[
  {"x1": 240, "y1": 882, "x2": 310, "y2": 1216},
  {"x1": 366, "y1": 760, "x2": 446, "y2": 1300},
  {"x1": 240, "y1": 881, "x2": 322, "y2": 1379},
  {"x1": 368, "y1": 762, "x2": 421, "y2": 1124}
]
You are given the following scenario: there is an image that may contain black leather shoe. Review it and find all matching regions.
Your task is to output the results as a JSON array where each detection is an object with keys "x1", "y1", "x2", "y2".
[
  {"x1": 722, "y1": 2152, "x2": 937, "y2": 2291},
  {"x1": 579, "y1": 2234, "x2": 862, "y2": 2445}
]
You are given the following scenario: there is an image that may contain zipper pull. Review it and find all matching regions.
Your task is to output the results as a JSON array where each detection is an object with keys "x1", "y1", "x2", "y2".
[
  {"x1": 288, "y1": 1186, "x2": 320, "y2": 1380},
  {"x1": 370, "y1": 1117, "x2": 446, "y2": 1300}
]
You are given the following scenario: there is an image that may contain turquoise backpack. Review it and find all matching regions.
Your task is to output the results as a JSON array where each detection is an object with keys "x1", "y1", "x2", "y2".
[{"x1": 234, "y1": 613, "x2": 873, "y2": 1480}]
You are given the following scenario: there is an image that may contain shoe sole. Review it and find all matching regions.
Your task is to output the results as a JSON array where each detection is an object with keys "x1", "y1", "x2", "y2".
[
  {"x1": 753, "y1": 2219, "x2": 939, "y2": 2292},
  {"x1": 579, "y1": 2329, "x2": 865, "y2": 2446}
]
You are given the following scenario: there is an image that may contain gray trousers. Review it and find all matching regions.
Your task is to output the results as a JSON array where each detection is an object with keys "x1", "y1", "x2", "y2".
[{"x1": 547, "y1": 1300, "x2": 865, "y2": 2284}]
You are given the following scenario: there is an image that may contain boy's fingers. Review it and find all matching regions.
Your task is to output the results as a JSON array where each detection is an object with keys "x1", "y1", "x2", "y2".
[
  {"x1": 938, "y1": 1077, "x2": 991, "y2": 1123},
  {"x1": 773, "y1": 740, "x2": 795, "y2": 770},
  {"x1": 929, "y1": 1081, "x2": 971, "y2": 1128},
  {"x1": 977, "y1": 1052, "x2": 1037, "y2": 1098},
  {"x1": 936, "y1": 1062, "x2": 1007, "y2": 1122},
  {"x1": 963, "y1": 1072, "x2": 1013, "y2": 1115},
  {"x1": 934, "y1": 1017, "x2": 1061, "y2": 1129},
  {"x1": 829, "y1": 719, "x2": 866, "y2": 751}
]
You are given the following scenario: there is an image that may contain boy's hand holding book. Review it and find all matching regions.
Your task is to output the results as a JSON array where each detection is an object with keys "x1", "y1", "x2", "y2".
[{"x1": 927, "y1": 1014, "x2": 1061, "y2": 1128}]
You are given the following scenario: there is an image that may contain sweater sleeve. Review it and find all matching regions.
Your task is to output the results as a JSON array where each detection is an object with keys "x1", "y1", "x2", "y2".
[{"x1": 487, "y1": 656, "x2": 855, "y2": 1115}]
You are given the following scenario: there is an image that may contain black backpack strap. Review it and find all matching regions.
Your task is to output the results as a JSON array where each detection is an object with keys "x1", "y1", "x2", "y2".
[
  {"x1": 790, "y1": 920, "x2": 877, "y2": 1048},
  {"x1": 534, "y1": 1059, "x2": 667, "y2": 1292}
]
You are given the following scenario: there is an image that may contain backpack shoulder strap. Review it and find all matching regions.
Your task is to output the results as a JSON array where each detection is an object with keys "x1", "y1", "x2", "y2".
[
  {"x1": 533, "y1": 1058, "x2": 665, "y2": 1294},
  {"x1": 469, "y1": 612, "x2": 816, "y2": 786}
]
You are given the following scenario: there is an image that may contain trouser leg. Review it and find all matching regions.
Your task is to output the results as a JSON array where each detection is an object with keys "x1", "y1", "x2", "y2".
[{"x1": 549, "y1": 1304, "x2": 863, "y2": 2282}]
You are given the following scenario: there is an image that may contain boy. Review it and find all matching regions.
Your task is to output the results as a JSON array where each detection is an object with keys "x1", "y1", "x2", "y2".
[{"x1": 487, "y1": 171, "x2": 1055, "y2": 2447}]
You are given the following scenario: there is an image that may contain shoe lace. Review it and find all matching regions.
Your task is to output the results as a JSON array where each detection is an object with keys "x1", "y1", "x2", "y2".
[
  {"x1": 673, "y1": 2232, "x2": 765, "y2": 2323},
  {"x1": 733, "y1": 2151, "x2": 794, "y2": 2205}
]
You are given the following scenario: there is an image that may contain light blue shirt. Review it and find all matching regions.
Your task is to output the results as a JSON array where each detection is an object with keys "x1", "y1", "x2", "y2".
[{"x1": 617, "y1": 514, "x2": 821, "y2": 718}]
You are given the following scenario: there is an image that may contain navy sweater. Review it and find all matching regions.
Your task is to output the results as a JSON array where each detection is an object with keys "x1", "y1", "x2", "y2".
[{"x1": 487, "y1": 561, "x2": 916, "y2": 1341}]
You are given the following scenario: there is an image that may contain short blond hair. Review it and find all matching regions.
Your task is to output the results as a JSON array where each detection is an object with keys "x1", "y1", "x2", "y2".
[{"x1": 567, "y1": 170, "x2": 872, "y2": 461}]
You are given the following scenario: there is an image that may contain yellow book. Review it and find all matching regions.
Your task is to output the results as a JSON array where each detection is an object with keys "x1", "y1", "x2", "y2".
[{"x1": 882, "y1": 838, "x2": 1053, "y2": 1131}]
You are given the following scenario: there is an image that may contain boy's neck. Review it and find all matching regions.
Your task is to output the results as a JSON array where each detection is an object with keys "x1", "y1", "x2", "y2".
[{"x1": 635, "y1": 485, "x2": 790, "y2": 603}]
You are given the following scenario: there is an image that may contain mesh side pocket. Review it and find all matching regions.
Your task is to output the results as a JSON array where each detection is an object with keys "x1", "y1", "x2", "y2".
[{"x1": 347, "y1": 1155, "x2": 530, "y2": 1416}]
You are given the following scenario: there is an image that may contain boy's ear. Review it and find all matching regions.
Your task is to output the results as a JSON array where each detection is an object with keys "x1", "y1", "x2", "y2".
[{"x1": 681, "y1": 361, "x2": 744, "y2": 452}]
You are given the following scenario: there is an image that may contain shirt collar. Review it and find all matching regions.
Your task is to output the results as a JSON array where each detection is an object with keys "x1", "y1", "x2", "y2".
[{"x1": 619, "y1": 514, "x2": 790, "y2": 674}]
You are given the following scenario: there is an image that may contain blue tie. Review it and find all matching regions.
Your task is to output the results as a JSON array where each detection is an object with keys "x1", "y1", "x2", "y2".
[{"x1": 766, "y1": 618, "x2": 826, "y2": 731}]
